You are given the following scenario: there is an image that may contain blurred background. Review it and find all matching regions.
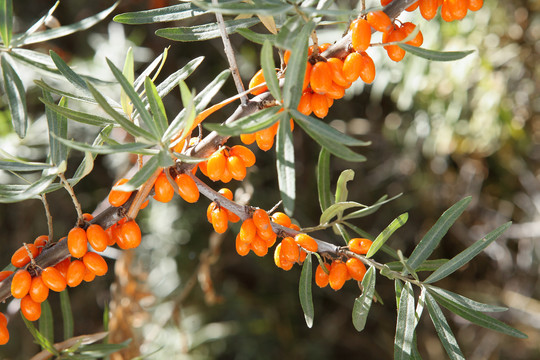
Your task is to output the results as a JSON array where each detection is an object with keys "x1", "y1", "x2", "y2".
[{"x1": 0, "y1": 0, "x2": 538, "y2": 358}]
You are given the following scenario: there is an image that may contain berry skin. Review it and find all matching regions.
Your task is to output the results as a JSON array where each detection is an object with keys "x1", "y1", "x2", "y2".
[
  {"x1": 329, "y1": 260, "x2": 348, "y2": 291},
  {"x1": 255, "y1": 125, "x2": 276, "y2": 151},
  {"x1": 283, "y1": 50, "x2": 291, "y2": 64},
  {"x1": 419, "y1": 0, "x2": 439, "y2": 20},
  {"x1": 440, "y1": 1, "x2": 455, "y2": 22},
  {"x1": 294, "y1": 233, "x2": 318, "y2": 253},
  {"x1": 447, "y1": 0, "x2": 468, "y2": 20},
  {"x1": 235, "y1": 234, "x2": 251, "y2": 256},
  {"x1": 315, "y1": 264, "x2": 329, "y2": 288},
  {"x1": 280, "y1": 237, "x2": 300, "y2": 263},
  {"x1": 250, "y1": 235, "x2": 268, "y2": 257},
  {"x1": 343, "y1": 52, "x2": 363, "y2": 83},
  {"x1": 229, "y1": 145, "x2": 256, "y2": 167},
  {"x1": 350, "y1": 18, "x2": 372, "y2": 52},
  {"x1": 41, "y1": 267, "x2": 66, "y2": 292},
  {"x1": 326, "y1": 58, "x2": 350, "y2": 88},
  {"x1": 116, "y1": 220, "x2": 142, "y2": 249},
  {"x1": 346, "y1": 258, "x2": 367, "y2": 281},
  {"x1": 240, "y1": 133, "x2": 256, "y2": 145},
  {"x1": 11, "y1": 244, "x2": 39, "y2": 268},
  {"x1": 468, "y1": 0, "x2": 483, "y2": 11},
  {"x1": 29, "y1": 276, "x2": 49, "y2": 303},
  {"x1": 274, "y1": 243, "x2": 294, "y2": 270},
  {"x1": 33, "y1": 235, "x2": 49, "y2": 252},
  {"x1": 68, "y1": 227, "x2": 88, "y2": 258},
  {"x1": 271, "y1": 212, "x2": 291, "y2": 228},
  {"x1": 252, "y1": 209, "x2": 271, "y2": 232},
  {"x1": 153, "y1": 172, "x2": 175, "y2": 203},
  {"x1": 67, "y1": 260, "x2": 86, "y2": 288},
  {"x1": 86, "y1": 224, "x2": 108, "y2": 252},
  {"x1": 310, "y1": 61, "x2": 333, "y2": 95},
  {"x1": 0, "y1": 324, "x2": 9, "y2": 345},
  {"x1": 302, "y1": 62, "x2": 313, "y2": 92},
  {"x1": 311, "y1": 93, "x2": 329, "y2": 118},
  {"x1": 83, "y1": 252, "x2": 108, "y2": 276},
  {"x1": 211, "y1": 207, "x2": 229, "y2": 234},
  {"x1": 206, "y1": 150, "x2": 227, "y2": 181},
  {"x1": 108, "y1": 178, "x2": 132, "y2": 207},
  {"x1": 239, "y1": 218, "x2": 257, "y2": 244},
  {"x1": 11, "y1": 270, "x2": 32, "y2": 299},
  {"x1": 384, "y1": 27, "x2": 407, "y2": 62},
  {"x1": 227, "y1": 155, "x2": 247, "y2": 181},
  {"x1": 21, "y1": 295, "x2": 41, "y2": 322},
  {"x1": 0, "y1": 271, "x2": 13, "y2": 282},
  {"x1": 83, "y1": 268, "x2": 96, "y2": 282},
  {"x1": 401, "y1": 22, "x2": 423, "y2": 47},
  {"x1": 297, "y1": 91, "x2": 313, "y2": 116},
  {"x1": 367, "y1": 11, "x2": 393, "y2": 33},
  {"x1": 0, "y1": 312, "x2": 6, "y2": 327},
  {"x1": 358, "y1": 52, "x2": 376, "y2": 84},
  {"x1": 54, "y1": 258, "x2": 71, "y2": 279},
  {"x1": 249, "y1": 69, "x2": 268, "y2": 95},
  {"x1": 326, "y1": 82, "x2": 345, "y2": 100},
  {"x1": 174, "y1": 173, "x2": 200, "y2": 203},
  {"x1": 349, "y1": 238, "x2": 373, "y2": 254}
]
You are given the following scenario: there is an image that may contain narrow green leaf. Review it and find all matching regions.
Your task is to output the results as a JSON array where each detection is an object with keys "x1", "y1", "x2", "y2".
[
  {"x1": 316, "y1": 148, "x2": 332, "y2": 213},
  {"x1": 426, "y1": 286, "x2": 507, "y2": 313},
  {"x1": 193, "y1": 0, "x2": 292, "y2": 15},
  {"x1": 352, "y1": 266, "x2": 376, "y2": 332},
  {"x1": 79, "y1": 340, "x2": 132, "y2": 356},
  {"x1": 116, "y1": 156, "x2": 160, "y2": 192},
  {"x1": 53, "y1": 135, "x2": 154, "y2": 155},
  {"x1": 157, "y1": 149, "x2": 174, "y2": 167},
  {"x1": 11, "y1": 1, "x2": 59, "y2": 44},
  {"x1": 1, "y1": 55, "x2": 27, "y2": 137},
  {"x1": 178, "y1": 80, "x2": 195, "y2": 134},
  {"x1": 411, "y1": 333, "x2": 423, "y2": 360},
  {"x1": 425, "y1": 292, "x2": 465, "y2": 360},
  {"x1": 283, "y1": 22, "x2": 313, "y2": 109},
  {"x1": 0, "y1": 160, "x2": 52, "y2": 172},
  {"x1": 342, "y1": 194, "x2": 401, "y2": 221},
  {"x1": 114, "y1": 3, "x2": 206, "y2": 24},
  {"x1": 334, "y1": 223, "x2": 350, "y2": 244},
  {"x1": 276, "y1": 113, "x2": 295, "y2": 215},
  {"x1": 60, "y1": 290, "x2": 74, "y2": 340},
  {"x1": 425, "y1": 222, "x2": 511, "y2": 283},
  {"x1": 204, "y1": 107, "x2": 281, "y2": 136},
  {"x1": 50, "y1": 50, "x2": 88, "y2": 91},
  {"x1": 34, "y1": 80, "x2": 96, "y2": 104},
  {"x1": 335, "y1": 169, "x2": 354, "y2": 203},
  {"x1": 21, "y1": 316, "x2": 60, "y2": 356},
  {"x1": 275, "y1": 17, "x2": 303, "y2": 52},
  {"x1": 342, "y1": 222, "x2": 374, "y2": 242},
  {"x1": 320, "y1": 201, "x2": 365, "y2": 225},
  {"x1": 428, "y1": 288, "x2": 527, "y2": 338},
  {"x1": 0, "y1": 0, "x2": 12, "y2": 47},
  {"x1": 407, "y1": 197, "x2": 472, "y2": 271},
  {"x1": 236, "y1": 28, "x2": 276, "y2": 44},
  {"x1": 261, "y1": 40, "x2": 281, "y2": 101},
  {"x1": 367, "y1": 213, "x2": 409, "y2": 258},
  {"x1": 395, "y1": 279, "x2": 403, "y2": 307},
  {"x1": 156, "y1": 18, "x2": 259, "y2": 42},
  {"x1": 144, "y1": 77, "x2": 168, "y2": 135},
  {"x1": 42, "y1": 90, "x2": 68, "y2": 166},
  {"x1": 40, "y1": 97, "x2": 114, "y2": 127},
  {"x1": 0, "y1": 174, "x2": 57, "y2": 203},
  {"x1": 399, "y1": 43, "x2": 475, "y2": 62},
  {"x1": 10, "y1": 48, "x2": 59, "y2": 74},
  {"x1": 152, "y1": 56, "x2": 204, "y2": 100},
  {"x1": 134, "y1": 51, "x2": 165, "y2": 91},
  {"x1": 39, "y1": 300, "x2": 54, "y2": 347},
  {"x1": 395, "y1": 283, "x2": 417, "y2": 360},
  {"x1": 387, "y1": 259, "x2": 449, "y2": 273},
  {"x1": 299, "y1": 253, "x2": 314, "y2": 328},
  {"x1": 121, "y1": 48, "x2": 134, "y2": 117}
]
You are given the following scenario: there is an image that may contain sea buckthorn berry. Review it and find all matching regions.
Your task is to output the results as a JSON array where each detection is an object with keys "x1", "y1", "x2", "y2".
[
  {"x1": 298, "y1": 250, "x2": 308, "y2": 263},
  {"x1": 256, "y1": 126, "x2": 276, "y2": 151},
  {"x1": 326, "y1": 82, "x2": 345, "y2": 100},
  {"x1": 83, "y1": 268, "x2": 96, "y2": 282},
  {"x1": 105, "y1": 225, "x2": 117, "y2": 246},
  {"x1": 406, "y1": 1, "x2": 419, "y2": 11},
  {"x1": 250, "y1": 235, "x2": 268, "y2": 257},
  {"x1": 11, "y1": 270, "x2": 31, "y2": 299},
  {"x1": 21, "y1": 295, "x2": 41, "y2": 321},
  {"x1": 11, "y1": 244, "x2": 39, "y2": 268},
  {"x1": 311, "y1": 93, "x2": 329, "y2": 118},
  {"x1": 211, "y1": 207, "x2": 229, "y2": 234},
  {"x1": 116, "y1": 220, "x2": 142, "y2": 249},
  {"x1": 447, "y1": 0, "x2": 468, "y2": 20},
  {"x1": 227, "y1": 210, "x2": 240, "y2": 223},
  {"x1": 401, "y1": 22, "x2": 423, "y2": 47},
  {"x1": 239, "y1": 218, "x2": 257, "y2": 244},
  {"x1": 367, "y1": 10, "x2": 393, "y2": 33},
  {"x1": 319, "y1": 43, "x2": 331, "y2": 52},
  {"x1": 220, "y1": 164, "x2": 233, "y2": 183},
  {"x1": 315, "y1": 264, "x2": 329, "y2": 288},
  {"x1": 349, "y1": 238, "x2": 373, "y2": 254},
  {"x1": 0, "y1": 324, "x2": 9, "y2": 345},
  {"x1": 235, "y1": 234, "x2": 251, "y2": 256},
  {"x1": 0, "y1": 271, "x2": 13, "y2": 282},
  {"x1": 83, "y1": 252, "x2": 108, "y2": 276},
  {"x1": 174, "y1": 173, "x2": 200, "y2": 203},
  {"x1": 207, "y1": 202, "x2": 217, "y2": 223},
  {"x1": 326, "y1": 95, "x2": 334, "y2": 108},
  {"x1": 346, "y1": 258, "x2": 367, "y2": 281},
  {"x1": 34, "y1": 235, "x2": 49, "y2": 251},
  {"x1": 283, "y1": 50, "x2": 291, "y2": 64},
  {"x1": 67, "y1": 260, "x2": 86, "y2": 288},
  {"x1": 198, "y1": 160, "x2": 209, "y2": 177},
  {"x1": 252, "y1": 209, "x2": 271, "y2": 231},
  {"x1": 440, "y1": 1, "x2": 455, "y2": 22},
  {"x1": 42, "y1": 267, "x2": 66, "y2": 292},
  {"x1": 240, "y1": 133, "x2": 256, "y2": 145},
  {"x1": 294, "y1": 234, "x2": 318, "y2": 253},
  {"x1": 302, "y1": 62, "x2": 313, "y2": 91},
  {"x1": 326, "y1": 58, "x2": 349, "y2": 88},
  {"x1": 260, "y1": 228, "x2": 277, "y2": 247},
  {"x1": 381, "y1": 0, "x2": 392, "y2": 4},
  {"x1": 384, "y1": 27, "x2": 407, "y2": 62},
  {"x1": 108, "y1": 178, "x2": 132, "y2": 207},
  {"x1": 207, "y1": 150, "x2": 227, "y2": 181},
  {"x1": 297, "y1": 91, "x2": 313, "y2": 116},
  {"x1": 343, "y1": 52, "x2": 363, "y2": 83},
  {"x1": 280, "y1": 237, "x2": 300, "y2": 263},
  {"x1": 274, "y1": 243, "x2": 294, "y2": 270},
  {"x1": 310, "y1": 61, "x2": 333, "y2": 94},
  {"x1": 229, "y1": 145, "x2": 256, "y2": 168},
  {"x1": 0, "y1": 312, "x2": 7, "y2": 327},
  {"x1": 289, "y1": 223, "x2": 301, "y2": 231},
  {"x1": 468, "y1": 0, "x2": 483, "y2": 11},
  {"x1": 153, "y1": 172, "x2": 175, "y2": 203},
  {"x1": 29, "y1": 276, "x2": 49, "y2": 303},
  {"x1": 350, "y1": 18, "x2": 372, "y2": 52},
  {"x1": 82, "y1": 213, "x2": 94, "y2": 221},
  {"x1": 249, "y1": 69, "x2": 267, "y2": 95},
  {"x1": 359, "y1": 52, "x2": 376, "y2": 84},
  {"x1": 68, "y1": 227, "x2": 87, "y2": 258},
  {"x1": 271, "y1": 212, "x2": 291, "y2": 228},
  {"x1": 54, "y1": 258, "x2": 71, "y2": 279},
  {"x1": 218, "y1": 188, "x2": 233, "y2": 200},
  {"x1": 86, "y1": 224, "x2": 108, "y2": 252},
  {"x1": 419, "y1": 0, "x2": 439, "y2": 20},
  {"x1": 227, "y1": 155, "x2": 247, "y2": 181},
  {"x1": 329, "y1": 260, "x2": 348, "y2": 291}
]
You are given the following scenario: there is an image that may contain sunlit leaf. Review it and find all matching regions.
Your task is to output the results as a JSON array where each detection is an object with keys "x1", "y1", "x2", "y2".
[
  {"x1": 60, "y1": 290, "x2": 74, "y2": 340},
  {"x1": 156, "y1": 18, "x2": 259, "y2": 42},
  {"x1": 121, "y1": 48, "x2": 134, "y2": 117},
  {"x1": 39, "y1": 300, "x2": 54, "y2": 348},
  {"x1": 43, "y1": 91, "x2": 68, "y2": 166},
  {"x1": 342, "y1": 193, "x2": 402, "y2": 221},
  {"x1": 387, "y1": 259, "x2": 448, "y2": 273},
  {"x1": 426, "y1": 286, "x2": 507, "y2": 313},
  {"x1": 193, "y1": 0, "x2": 292, "y2": 15},
  {"x1": 367, "y1": 213, "x2": 408, "y2": 258},
  {"x1": 0, "y1": 0, "x2": 12, "y2": 47},
  {"x1": 335, "y1": 169, "x2": 354, "y2": 203},
  {"x1": 114, "y1": 3, "x2": 206, "y2": 24},
  {"x1": 261, "y1": 40, "x2": 281, "y2": 101},
  {"x1": 352, "y1": 266, "x2": 376, "y2": 332},
  {"x1": 316, "y1": 148, "x2": 332, "y2": 212},
  {"x1": 144, "y1": 77, "x2": 168, "y2": 135},
  {"x1": 204, "y1": 106, "x2": 281, "y2": 136},
  {"x1": 399, "y1": 44, "x2": 475, "y2": 62},
  {"x1": 116, "y1": 156, "x2": 159, "y2": 192},
  {"x1": 40, "y1": 96, "x2": 114, "y2": 127},
  {"x1": 12, "y1": 1, "x2": 59, "y2": 44},
  {"x1": 299, "y1": 253, "x2": 314, "y2": 328},
  {"x1": 320, "y1": 201, "x2": 365, "y2": 225},
  {"x1": 22, "y1": 316, "x2": 60, "y2": 356},
  {"x1": 236, "y1": 28, "x2": 275, "y2": 44},
  {"x1": 53, "y1": 135, "x2": 154, "y2": 155},
  {"x1": 283, "y1": 21, "x2": 313, "y2": 109},
  {"x1": 0, "y1": 160, "x2": 53, "y2": 172},
  {"x1": 395, "y1": 283, "x2": 416, "y2": 360},
  {"x1": 1, "y1": 55, "x2": 27, "y2": 138},
  {"x1": 276, "y1": 112, "x2": 295, "y2": 215}
]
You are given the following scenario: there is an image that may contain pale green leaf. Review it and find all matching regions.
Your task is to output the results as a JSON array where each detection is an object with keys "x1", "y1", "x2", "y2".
[
  {"x1": 204, "y1": 106, "x2": 281, "y2": 136},
  {"x1": 114, "y1": 3, "x2": 206, "y2": 24},
  {"x1": 144, "y1": 77, "x2": 168, "y2": 135},
  {"x1": 335, "y1": 169, "x2": 354, "y2": 203},
  {"x1": 299, "y1": 253, "x2": 314, "y2": 328},
  {"x1": 316, "y1": 148, "x2": 332, "y2": 213},
  {"x1": 0, "y1": 0, "x2": 12, "y2": 47},
  {"x1": 60, "y1": 290, "x2": 74, "y2": 340},
  {"x1": 399, "y1": 44, "x2": 475, "y2": 62},
  {"x1": 1, "y1": 55, "x2": 27, "y2": 137},
  {"x1": 121, "y1": 48, "x2": 134, "y2": 117},
  {"x1": 276, "y1": 112, "x2": 295, "y2": 215},
  {"x1": 39, "y1": 300, "x2": 54, "y2": 348},
  {"x1": 394, "y1": 283, "x2": 417, "y2": 360},
  {"x1": 426, "y1": 286, "x2": 507, "y2": 313},
  {"x1": 352, "y1": 266, "x2": 376, "y2": 332},
  {"x1": 367, "y1": 213, "x2": 408, "y2": 258},
  {"x1": 261, "y1": 40, "x2": 281, "y2": 101},
  {"x1": 156, "y1": 18, "x2": 259, "y2": 42}
]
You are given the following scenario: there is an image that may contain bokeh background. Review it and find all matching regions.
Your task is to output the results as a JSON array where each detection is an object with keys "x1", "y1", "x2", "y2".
[{"x1": 0, "y1": 0, "x2": 538, "y2": 358}]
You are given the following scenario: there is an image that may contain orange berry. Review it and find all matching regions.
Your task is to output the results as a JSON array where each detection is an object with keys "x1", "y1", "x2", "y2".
[
  {"x1": 227, "y1": 211, "x2": 241, "y2": 223},
  {"x1": 0, "y1": 271, "x2": 13, "y2": 282},
  {"x1": 384, "y1": 27, "x2": 407, "y2": 62},
  {"x1": 271, "y1": 212, "x2": 291, "y2": 227},
  {"x1": 280, "y1": 237, "x2": 300, "y2": 263},
  {"x1": 66, "y1": 260, "x2": 86, "y2": 287},
  {"x1": 21, "y1": 295, "x2": 41, "y2": 321},
  {"x1": 229, "y1": 145, "x2": 256, "y2": 167},
  {"x1": 41, "y1": 267, "x2": 66, "y2": 292},
  {"x1": 174, "y1": 173, "x2": 200, "y2": 203},
  {"x1": 381, "y1": 0, "x2": 392, "y2": 4},
  {"x1": 235, "y1": 234, "x2": 251, "y2": 256},
  {"x1": 311, "y1": 93, "x2": 329, "y2": 118},
  {"x1": 297, "y1": 91, "x2": 313, "y2": 115},
  {"x1": 211, "y1": 207, "x2": 229, "y2": 234},
  {"x1": 82, "y1": 213, "x2": 94, "y2": 221},
  {"x1": 310, "y1": 61, "x2": 333, "y2": 94},
  {"x1": 447, "y1": 0, "x2": 468, "y2": 20},
  {"x1": 406, "y1": 2, "x2": 419, "y2": 11},
  {"x1": 0, "y1": 324, "x2": 9, "y2": 345},
  {"x1": 294, "y1": 233, "x2": 318, "y2": 252},
  {"x1": 240, "y1": 133, "x2": 256, "y2": 145},
  {"x1": 274, "y1": 243, "x2": 294, "y2": 270},
  {"x1": 68, "y1": 227, "x2": 87, "y2": 258},
  {"x1": 33, "y1": 235, "x2": 49, "y2": 252},
  {"x1": 11, "y1": 244, "x2": 39, "y2": 268},
  {"x1": 153, "y1": 172, "x2": 175, "y2": 203},
  {"x1": 349, "y1": 238, "x2": 373, "y2": 254},
  {"x1": 315, "y1": 264, "x2": 329, "y2": 288},
  {"x1": 440, "y1": 0, "x2": 455, "y2": 21},
  {"x1": 239, "y1": 218, "x2": 257, "y2": 244},
  {"x1": 11, "y1": 270, "x2": 31, "y2": 299},
  {"x1": 302, "y1": 62, "x2": 313, "y2": 92},
  {"x1": 419, "y1": 0, "x2": 439, "y2": 20},
  {"x1": 367, "y1": 11, "x2": 393, "y2": 33},
  {"x1": 171, "y1": 138, "x2": 186, "y2": 153},
  {"x1": 198, "y1": 160, "x2": 209, "y2": 177},
  {"x1": 105, "y1": 225, "x2": 117, "y2": 246},
  {"x1": 218, "y1": 188, "x2": 233, "y2": 200},
  {"x1": 346, "y1": 257, "x2": 367, "y2": 281},
  {"x1": 227, "y1": 155, "x2": 247, "y2": 181},
  {"x1": 350, "y1": 18, "x2": 372, "y2": 52},
  {"x1": 283, "y1": 50, "x2": 291, "y2": 64},
  {"x1": 207, "y1": 202, "x2": 217, "y2": 223},
  {"x1": 358, "y1": 52, "x2": 376, "y2": 84},
  {"x1": 83, "y1": 252, "x2": 108, "y2": 276},
  {"x1": 250, "y1": 235, "x2": 268, "y2": 257},
  {"x1": 0, "y1": 312, "x2": 7, "y2": 327},
  {"x1": 83, "y1": 268, "x2": 96, "y2": 282},
  {"x1": 319, "y1": 43, "x2": 331, "y2": 52},
  {"x1": 256, "y1": 126, "x2": 276, "y2": 151},
  {"x1": 249, "y1": 69, "x2": 267, "y2": 95},
  {"x1": 260, "y1": 228, "x2": 277, "y2": 247},
  {"x1": 252, "y1": 209, "x2": 271, "y2": 231},
  {"x1": 206, "y1": 150, "x2": 227, "y2": 181},
  {"x1": 298, "y1": 250, "x2": 308, "y2": 263},
  {"x1": 326, "y1": 58, "x2": 349, "y2": 88},
  {"x1": 326, "y1": 82, "x2": 345, "y2": 100},
  {"x1": 220, "y1": 165, "x2": 233, "y2": 183},
  {"x1": 289, "y1": 223, "x2": 301, "y2": 231},
  {"x1": 401, "y1": 22, "x2": 423, "y2": 47},
  {"x1": 86, "y1": 224, "x2": 108, "y2": 252},
  {"x1": 116, "y1": 220, "x2": 142, "y2": 249},
  {"x1": 468, "y1": 0, "x2": 483, "y2": 11},
  {"x1": 108, "y1": 178, "x2": 132, "y2": 207},
  {"x1": 329, "y1": 260, "x2": 348, "y2": 290},
  {"x1": 343, "y1": 52, "x2": 363, "y2": 83},
  {"x1": 29, "y1": 276, "x2": 49, "y2": 303},
  {"x1": 54, "y1": 258, "x2": 71, "y2": 279}
]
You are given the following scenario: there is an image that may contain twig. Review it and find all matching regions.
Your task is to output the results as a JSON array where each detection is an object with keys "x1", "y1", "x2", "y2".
[
  {"x1": 41, "y1": 194, "x2": 53, "y2": 242},
  {"x1": 59, "y1": 173, "x2": 84, "y2": 226}
]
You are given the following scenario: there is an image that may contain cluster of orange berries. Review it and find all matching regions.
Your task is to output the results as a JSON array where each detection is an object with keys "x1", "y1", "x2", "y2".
[
  {"x1": 199, "y1": 145, "x2": 256, "y2": 182},
  {"x1": 384, "y1": 0, "x2": 484, "y2": 22},
  {"x1": 315, "y1": 238, "x2": 373, "y2": 290},
  {"x1": 207, "y1": 188, "x2": 241, "y2": 233},
  {"x1": 0, "y1": 312, "x2": 8, "y2": 345}
]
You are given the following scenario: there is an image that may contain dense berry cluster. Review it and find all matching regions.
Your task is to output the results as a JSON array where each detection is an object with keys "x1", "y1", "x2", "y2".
[
  {"x1": 199, "y1": 145, "x2": 256, "y2": 181},
  {"x1": 382, "y1": 0, "x2": 483, "y2": 21}
]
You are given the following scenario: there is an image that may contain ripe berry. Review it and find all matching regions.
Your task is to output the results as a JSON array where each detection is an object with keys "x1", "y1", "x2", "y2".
[
  {"x1": 329, "y1": 260, "x2": 348, "y2": 291},
  {"x1": 271, "y1": 212, "x2": 291, "y2": 228},
  {"x1": 211, "y1": 207, "x2": 229, "y2": 234},
  {"x1": 468, "y1": 0, "x2": 483, "y2": 11},
  {"x1": 229, "y1": 145, "x2": 256, "y2": 167},
  {"x1": 227, "y1": 155, "x2": 247, "y2": 181},
  {"x1": 21, "y1": 295, "x2": 41, "y2": 322},
  {"x1": 33, "y1": 235, "x2": 49, "y2": 252},
  {"x1": 350, "y1": 18, "x2": 371, "y2": 52},
  {"x1": 67, "y1": 260, "x2": 86, "y2": 287},
  {"x1": 83, "y1": 252, "x2": 108, "y2": 276},
  {"x1": 310, "y1": 61, "x2": 333, "y2": 94},
  {"x1": 83, "y1": 268, "x2": 96, "y2": 282},
  {"x1": 326, "y1": 82, "x2": 345, "y2": 100},
  {"x1": 153, "y1": 172, "x2": 175, "y2": 203},
  {"x1": 68, "y1": 227, "x2": 87, "y2": 258},
  {"x1": 54, "y1": 258, "x2": 71, "y2": 279},
  {"x1": 280, "y1": 237, "x2": 300, "y2": 263},
  {"x1": 11, "y1": 270, "x2": 31, "y2": 299},
  {"x1": 250, "y1": 235, "x2": 268, "y2": 257},
  {"x1": 349, "y1": 238, "x2": 373, "y2": 254},
  {"x1": 343, "y1": 52, "x2": 363, "y2": 83},
  {"x1": 367, "y1": 11, "x2": 393, "y2": 33},
  {"x1": 447, "y1": 0, "x2": 468, "y2": 20},
  {"x1": 302, "y1": 62, "x2": 312, "y2": 92},
  {"x1": 249, "y1": 69, "x2": 268, "y2": 95},
  {"x1": 294, "y1": 234, "x2": 318, "y2": 253},
  {"x1": 239, "y1": 218, "x2": 257, "y2": 244},
  {"x1": 259, "y1": 227, "x2": 277, "y2": 247},
  {"x1": 440, "y1": 1, "x2": 455, "y2": 22},
  {"x1": 41, "y1": 267, "x2": 66, "y2": 292},
  {"x1": 283, "y1": 50, "x2": 291, "y2": 64},
  {"x1": 252, "y1": 209, "x2": 271, "y2": 232},
  {"x1": 274, "y1": 243, "x2": 294, "y2": 270},
  {"x1": 359, "y1": 52, "x2": 376, "y2": 84},
  {"x1": 401, "y1": 22, "x2": 423, "y2": 47},
  {"x1": 384, "y1": 27, "x2": 407, "y2": 62},
  {"x1": 326, "y1": 58, "x2": 350, "y2": 88},
  {"x1": 256, "y1": 125, "x2": 277, "y2": 151},
  {"x1": 206, "y1": 150, "x2": 227, "y2": 181},
  {"x1": 315, "y1": 264, "x2": 329, "y2": 288},
  {"x1": 235, "y1": 234, "x2": 251, "y2": 256},
  {"x1": 297, "y1": 91, "x2": 313, "y2": 116},
  {"x1": 220, "y1": 165, "x2": 233, "y2": 183},
  {"x1": 174, "y1": 173, "x2": 200, "y2": 203},
  {"x1": 289, "y1": 223, "x2": 301, "y2": 231},
  {"x1": 108, "y1": 178, "x2": 132, "y2": 207},
  {"x1": 11, "y1": 244, "x2": 39, "y2": 268},
  {"x1": 311, "y1": 93, "x2": 329, "y2": 118},
  {"x1": 0, "y1": 312, "x2": 6, "y2": 327},
  {"x1": 116, "y1": 220, "x2": 142, "y2": 249},
  {"x1": 240, "y1": 133, "x2": 256, "y2": 145},
  {"x1": 419, "y1": 0, "x2": 439, "y2": 20},
  {"x1": 0, "y1": 271, "x2": 13, "y2": 282},
  {"x1": 29, "y1": 276, "x2": 49, "y2": 303},
  {"x1": 86, "y1": 224, "x2": 108, "y2": 252},
  {"x1": 346, "y1": 258, "x2": 367, "y2": 281},
  {"x1": 0, "y1": 324, "x2": 9, "y2": 345}
]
